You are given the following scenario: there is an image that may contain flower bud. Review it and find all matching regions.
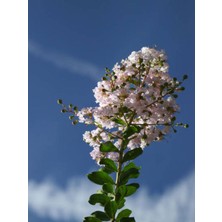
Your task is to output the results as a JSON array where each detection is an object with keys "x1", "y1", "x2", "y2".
[
  {"x1": 69, "y1": 104, "x2": 73, "y2": 108},
  {"x1": 57, "y1": 99, "x2": 63, "y2": 105},
  {"x1": 69, "y1": 115, "x2": 74, "y2": 120},
  {"x1": 184, "y1": 124, "x2": 189, "y2": 128},
  {"x1": 183, "y1": 74, "x2": 188, "y2": 80}
]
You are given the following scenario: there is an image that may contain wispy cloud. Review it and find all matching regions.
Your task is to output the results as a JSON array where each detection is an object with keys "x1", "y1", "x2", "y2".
[
  {"x1": 29, "y1": 40, "x2": 103, "y2": 80},
  {"x1": 29, "y1": 172, "x2": 194, "y2": 222}
]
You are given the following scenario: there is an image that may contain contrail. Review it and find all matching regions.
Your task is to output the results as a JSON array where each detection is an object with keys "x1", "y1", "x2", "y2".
[{"x1": 29, "y1": 40, "x2": 103, "y2": 81}]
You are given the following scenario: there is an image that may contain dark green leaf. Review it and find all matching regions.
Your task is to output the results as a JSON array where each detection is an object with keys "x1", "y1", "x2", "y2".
[
  {"x1": 122, "y1": 162, "x2": 141, "y2": 173},
  {"x1": 125, "y1": 183, "x2": 140, "y2": 197},
  {"x1": 117, "y1": 198, "x2": 126, "y2": 209},
  {"x1": 100, "y1": 141, "x2": 119, "y2": 152},
  {"x1": 123, "y1": 148, "x2": 143, "y2": 162},
  {"x1": 102, "y1": 183, "x2": 114, "y2": 194},
  {"x1": 112, "y1": 117, "x2": 126, "y2": 126},
  {"x1": 105, "y1": 200, "x2": 118, "y2": 218},
  {"x1": 120, "y1": 217, "x2": 136, "y2": 222},
  {"x1": 116, "y1": 209, "x2": 132, "y2": 221},
  {"x1": 116, "y1": 185, "x2": 127, "y2": 202},
  {"x1": 122, "y1": 139, "x2": 129, "y2": 149},
  {"x1": 88, "y1": 193, "x2": 110, "y2": 206},
  {"x1": 91, "y1": 211, "x2": 110, "y2": 221},
  {"x1": 100, "y1": 167, "x2": 114, "y2": 175},
  {"x1": 123, "y1": 126, "x2": 141, "y2": 138},
  {"x1": 88, "y1": 171, "x2": 115, "y2": 185},
  {"x1": 83, "y1": 216, "x2": 101, "y2": 222},
  {"x1": 119, "y1": 168, "x2": 140, "y2": 185},
  {"x1": 100, "y1": 158, "x2": 117, "y2": 172}
]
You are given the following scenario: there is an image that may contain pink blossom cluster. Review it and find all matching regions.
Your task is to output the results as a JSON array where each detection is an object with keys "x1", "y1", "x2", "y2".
[{"x1": 74, "y1": 47, "x2": 185, "y2": 163}]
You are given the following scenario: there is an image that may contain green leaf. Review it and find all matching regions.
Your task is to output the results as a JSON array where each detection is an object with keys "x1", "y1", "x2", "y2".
[
  {"x1": 105, "y1": 200, "x2": 118, "y2": 218},
  {"x1": 91, "y1": 211, "x2": 110, "y2": 221},
  {"x1": 116, "y1": 209, "x2": 132, "y2": 222},
  {"x1": 102, "y1": 183, "x2": 114, "y2": 194},
  {"x1": 125, "y1": 183, "x2": 140, "y2": 197},
  {"x1": 122, "y1": 148, "x2": 143, "y2": 162},
  {"x1": 100, "y1": 158, "x2": 117, "y2": 172},
  {"x1": 120, "y1": 217, "x2": 136, "y2": 222},
  {"x1": 100, "y1": 167, "x2": 114, "y2": 175},
  {"x1": 123, "y1": 126, "x2": 141, "y2": 138},
  {"x1": 83, "y1": 216, "x2": 102, "y2": 222},
  {"x1": 116, "y1": 185, "x2": 127, "y2": 202},
  {"x1": 117, "y1": 198, "x2": 126, "y2": 209},
  {"x1": 88, "y1": 171, "x2": 115, "y2": 185},
  {"x1": 122, "y1": 162, "x2": 141, "y2": 173},
  {"x1": 88, "y1": 193, "x2": 110, "y2": 206},
  {"x1": 100, "y1": 141, "x2": 119, "y2": 152},
  {"x1": 119, "y1": 168, "x2": 140, "y2": 185},
  {"x1": 112, "y1": 117, "x2": 126, "y2": 126}
]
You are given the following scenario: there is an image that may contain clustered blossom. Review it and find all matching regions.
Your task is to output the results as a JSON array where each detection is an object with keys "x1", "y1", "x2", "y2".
[{"x1": 63, "y1": 47, "x2": 187, "y2": 163}]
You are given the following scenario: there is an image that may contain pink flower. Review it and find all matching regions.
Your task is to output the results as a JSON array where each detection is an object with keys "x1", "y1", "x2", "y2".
[{"x1": 74, "y1": 47, "x2": 185, "y2": 163}]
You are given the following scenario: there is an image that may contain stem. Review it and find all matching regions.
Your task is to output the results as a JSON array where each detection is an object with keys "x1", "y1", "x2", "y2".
[
  {"x1": 115, "y1": 144, "x2": 124, "y2": 189},
  {"x1": 111, "y1": 113, "x2": 135, "y2": 221},
  {"x1": 111, "y1": 140, "x2": 126, "y2": 222}
]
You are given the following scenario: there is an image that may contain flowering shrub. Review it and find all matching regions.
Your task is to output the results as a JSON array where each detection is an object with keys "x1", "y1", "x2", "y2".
[{"x1": 58, "y1": 47, "x2": 188, "y2": 222}]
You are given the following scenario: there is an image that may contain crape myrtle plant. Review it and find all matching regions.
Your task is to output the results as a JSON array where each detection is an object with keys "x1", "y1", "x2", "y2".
[{"x1": 58, "y1": 47, "x2": 188, "y2": 222}]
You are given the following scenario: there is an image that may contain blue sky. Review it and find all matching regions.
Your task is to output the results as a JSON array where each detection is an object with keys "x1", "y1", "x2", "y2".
[{"x1": 28, "y1": 1, "x2": 194, "y2": 221}]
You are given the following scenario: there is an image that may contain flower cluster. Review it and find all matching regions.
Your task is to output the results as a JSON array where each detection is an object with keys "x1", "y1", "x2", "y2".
[{"x1": 59, "y1": 47, "x2": 188, "y2": 164}]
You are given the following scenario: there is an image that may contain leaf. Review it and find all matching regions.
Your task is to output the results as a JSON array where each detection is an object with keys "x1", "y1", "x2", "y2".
[
  {"x1": 100, "y1": 167, "x2": 114, "y2": 175},
  {"x1": 116, "y1": 185, "x2": 127, "y2": 202},
  {"x1": 100, "y1": 158, "x2": 117, "y2": 172},
  {"x1": 91, "y1": 211, "x2": 110, "y2": 221},
  {"x1": 83, "y1": 216, "x2": 102, "y2": 222},
  {"x1": 119, "y1": 168, "x2": 140, "y2": 185},
  {"x1": 122, "y1": 162, "x2": 141, "y2": 174},
  {"x1": 123, "y1": 126, "x2": 141, "y2": 138},
  {"x1": 117, "y1": 198, "x2": 126, "y2": 209},
  {"x1": 88, "y1": 193, "x2": 110, "y2": 206},
  {"x1": 100, "y1": 141, "x2": 119, "y2": 152},
  {"x1": 102, "y1": 183, "x2": 114, "y2": 194},
  {"x1": 87, "y1": 171, "x2": 115, "y2": 185},
  {"x1": 112, "y1": 117, "x2": 126, "y2": 126},
  {"x1": 105, "y1": 200, "x2": 118, "y2": 218},
  {"x1": 122, "y1": 148, "x2": 143, "y2": 162},
  {"x1": 125, "y1": 183, "x2": 140, "y2": 197},
  {"x1": 120, "y1": 217, "x2": 136, "y2": 222},
  {"x1": 116, "y1": 209, "x2": 132, "y2": 222}
]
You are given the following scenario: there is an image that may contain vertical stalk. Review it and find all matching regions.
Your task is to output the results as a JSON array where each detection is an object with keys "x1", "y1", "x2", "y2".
[
  {"x1": 115, "y1": 148, "x2": 124, "y2": 190},
  {"x1": 111, "y1": 140, "x2": 126, "y2": 222}
]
